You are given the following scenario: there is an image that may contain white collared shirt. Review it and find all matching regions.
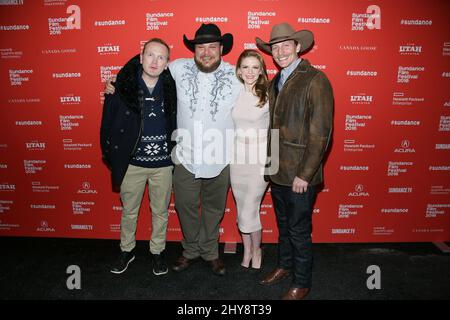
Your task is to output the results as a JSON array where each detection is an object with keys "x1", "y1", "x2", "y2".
[{"x1": 169, "y1": 58, "x2": 242, "y2": 178}]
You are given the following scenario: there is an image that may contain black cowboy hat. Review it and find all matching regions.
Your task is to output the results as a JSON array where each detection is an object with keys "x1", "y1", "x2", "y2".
[{"x1": 183, "y1": 23, "x2": 233, "y2": 55}]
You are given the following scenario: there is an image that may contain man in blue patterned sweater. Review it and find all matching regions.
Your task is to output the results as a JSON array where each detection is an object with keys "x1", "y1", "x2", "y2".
[
  {"x1": 105, "y1": 24, "x2": 242, "y2": 277},
  {"x1": 100, "y1": 38, "x2": 177, "y2": 276}
]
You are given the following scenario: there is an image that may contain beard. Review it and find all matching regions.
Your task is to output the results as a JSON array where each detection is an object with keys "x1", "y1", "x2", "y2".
[{"x1": 194, "y1": 56, "x2": 221, "y2": 73}]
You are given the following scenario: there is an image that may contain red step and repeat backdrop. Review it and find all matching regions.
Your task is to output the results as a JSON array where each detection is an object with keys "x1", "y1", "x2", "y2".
[{"x1": 0, "y1": 0, "x2": 449, "y2": 243}]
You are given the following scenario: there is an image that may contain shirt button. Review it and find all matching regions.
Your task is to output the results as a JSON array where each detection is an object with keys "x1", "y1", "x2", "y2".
[
  {"x1": 125, "y1": 111, "x2": 130, "y2": 115},
  {"x1": 114, "y1": 145, "x2": 118, "y2": 149},
  {"x1": 120, "y1": 129, "x2": 124, "y2": 133}
]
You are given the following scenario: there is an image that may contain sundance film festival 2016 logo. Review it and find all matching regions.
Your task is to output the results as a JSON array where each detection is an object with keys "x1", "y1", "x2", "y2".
[
  {"x1": 338, "y1": 204, "x2": 362, "y2": 219},
  {"x1": 248, "y1": 11, "x2": 275, "y2": 29},
  {"x1": 397, "y1": 66, "x2": 425, "y2": 83},
  {"x1": 72, "y1": 201, "x2": 95, "y2": 215},
  {"x1": 146, "y1": 12, "x2": 173, "y2": 30},
  {"x1": 387, "y1": 161, "x2": 413, "y2": 176},
  {"x1": 100, "y1": 66, "x2": 121, "y2": 83},
  {"x1": 352, "y1": 5, "x2": 381, "y2": 31},
  {"x1": 9, "y1": 69, "x2": 32, "y2": 86},
  {"x1": 439, "y1": 116, "x2": 450, "y2": 131},
  {"x1": 48, "y1": 5, "x2": 80, "y2": 35},
  {"x1": 24, "y1": 160, "x2": 46, "y2": 174},
  {"x1": 345, "y1": 114, "x2": 372, "y2": 131},
  {"x1": 59, "y1": 115, "x2": 83, "y2": 131},
  {"x1": 426, "y1": 204, "x2": 449, "y2": 218}
]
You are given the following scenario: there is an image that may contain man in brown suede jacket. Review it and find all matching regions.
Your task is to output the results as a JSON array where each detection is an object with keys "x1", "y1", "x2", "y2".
[{"x1": 256, "y1": 23, "x2": 334, "y2": 300}]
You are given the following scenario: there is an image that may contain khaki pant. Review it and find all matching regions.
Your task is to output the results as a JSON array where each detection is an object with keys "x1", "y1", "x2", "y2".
[
  {"x1": 119, "y1": 164, "x2": 173, "y2": 254},
  {"x1": 173, "y1": 164, "x2": 230, "y2": 261}
]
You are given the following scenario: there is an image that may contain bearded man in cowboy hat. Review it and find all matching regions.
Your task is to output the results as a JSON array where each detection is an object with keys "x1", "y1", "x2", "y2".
[
  {"x1": 104, "y1": 24, "x2": 241, "y2": 277},
  {"x1": 256, "y1": 23, "x2": 334, "y2": 300},
  {"x1": 169, "y1": 23, "x2": 241, "y2": 276}
]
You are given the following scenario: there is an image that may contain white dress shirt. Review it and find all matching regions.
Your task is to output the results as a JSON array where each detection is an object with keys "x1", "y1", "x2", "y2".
[{"x1": 169, "y1": 58, "x2": 242, "y2": 178}]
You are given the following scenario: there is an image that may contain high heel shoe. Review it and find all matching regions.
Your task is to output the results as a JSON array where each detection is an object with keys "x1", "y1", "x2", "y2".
[
  {"x1": 240, "y1": 256, "x2": 252, "y2": 272},
  {"x1": 250, "y1": 248, "x2": 264, "y2": 273}
]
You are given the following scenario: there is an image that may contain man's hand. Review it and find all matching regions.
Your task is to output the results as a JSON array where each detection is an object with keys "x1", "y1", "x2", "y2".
[
  {"x1": 292, "y1": 176, "x2": 308, "y2": 194},
  {"x1": 104, "y1": 75, "x2": 117, "y2": 95}
]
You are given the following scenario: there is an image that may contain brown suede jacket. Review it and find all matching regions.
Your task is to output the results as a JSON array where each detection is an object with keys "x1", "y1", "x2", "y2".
[{"x1": 267, "y1": 59, "x2": 334, "y2": 186}]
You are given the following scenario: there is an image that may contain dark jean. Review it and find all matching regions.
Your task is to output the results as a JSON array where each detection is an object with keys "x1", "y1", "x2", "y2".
[{"x1": 271, "y1": 183, "x2": 317, "y2": 288}]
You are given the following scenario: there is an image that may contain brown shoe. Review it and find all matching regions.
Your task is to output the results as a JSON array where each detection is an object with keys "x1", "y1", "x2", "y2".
[
  {"x1": 172, "y1": 255, "x2": 197, "y2": 272},
  {"x1": 259, "y1": 267, "x2": 290, "y2": 286},
  {"x1": 207, "y1": 258, "x2": 226, "y2": 276},
  {"x1": 281, "y1": 287, "x2": 310, "y2": 300}
]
